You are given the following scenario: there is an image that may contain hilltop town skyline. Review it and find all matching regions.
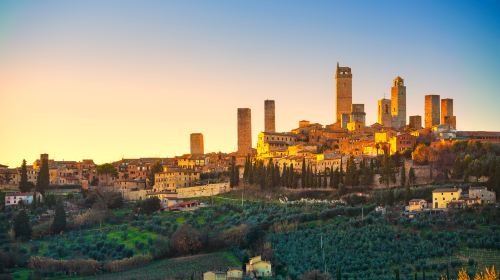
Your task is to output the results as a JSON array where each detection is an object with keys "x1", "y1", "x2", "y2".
[
  {"x1": 0, "y1": 65, "x2": 489, "y2": 167},
  {"x1": 1, "y1": 0, "x2": 499, "y2": 166}
]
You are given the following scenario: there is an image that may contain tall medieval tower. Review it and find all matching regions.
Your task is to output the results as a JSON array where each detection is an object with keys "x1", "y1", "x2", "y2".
[
  {"x1": 237, "y1": 108, "x2": 252, "y2": 155},
  {"x1": 190, "y1": 133, "x2": 204, "y2": 155},
  {"x1": 335, "y1": 63, "x2": 352, "y2": 123},
  {"x1": 391, "y1": 76, "x2": 406, "y2": 129},
  {"x1": 264, "y1": 100, "x2": 275, "y2": 133},
  {"x1": 378, "y1": 98, "x2": 392, "y2": 127},
  {"x1": 425, "y1": 95, "x2": 440, "y2": 128}
]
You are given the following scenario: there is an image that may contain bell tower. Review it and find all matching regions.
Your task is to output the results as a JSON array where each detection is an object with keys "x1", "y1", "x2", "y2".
[{"x1": 335, "y1": 63, "x2": 352, "y2": 123}]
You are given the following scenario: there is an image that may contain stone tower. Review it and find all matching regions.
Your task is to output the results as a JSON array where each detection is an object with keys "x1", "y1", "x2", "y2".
[
  {"x1": 264, "y1": 100, "x2": 275, "y2": 133},
  {"x1": 409, "y1": 115, "x2": 422, "y2": 130},
  {"x1": 190, "y1": 133, "x2": 204, "y2": 155},
  {"x1": 441, "y1": 98, "x2": 453, "y2": 124},
  {"x1": 350, "y1": 104, "x2": 366, "y2": 125},
  {"x1": 425, "y1": 95, "x2": 440, "y2": 128},
  {"x1": 391, "y1": 76, "x2": 406, "y2": 129},
  {"x1": 335, "y1": 63, "x2": 352, "y2": 123},
  {"x1": 237, "y1": 108, "x2": 252, "y2": 155},
  {"x1": 377, "y1": 98, "x2": 392, "y2": 127}
]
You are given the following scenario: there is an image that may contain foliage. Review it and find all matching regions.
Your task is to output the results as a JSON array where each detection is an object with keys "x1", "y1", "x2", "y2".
[
  {"x1": 51, "y1": 203, "x2": 66, "y2": 234},
  {"x1": 19, "y1": 159, "x2": 32, "y2": 192},
  {"x1": 103, "y1": 255, "x2": 152, "y2": 272},
  {"x1": 300, "y1": 270, "x2": 333, "y2": 280},
  {"x1": 170, "y1": 224, "x2": 202, "y2": 255},
  {"x1": 36, "y1": 157, "x2": 50, "y2": 194},
  {"x1": 96, "y1": 163, "x2": 117, "y2": 176},
  {"x1": 147, "y1": 161, "x2": 163, "y2": 187},
  {"x1": 28, "y1": 256, "x2": 100, "y2": 275},
  {"x1": 14, "y1": 210, "x2": 31, "y2": 240},
  {"x1": 136, "y1": 197, "x2": 161, "y2": 215}
]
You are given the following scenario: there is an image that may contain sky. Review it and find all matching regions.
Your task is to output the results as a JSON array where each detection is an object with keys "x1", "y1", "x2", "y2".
[{"x1": 0, "y1": 0, "x2": 499, "y2": 167}]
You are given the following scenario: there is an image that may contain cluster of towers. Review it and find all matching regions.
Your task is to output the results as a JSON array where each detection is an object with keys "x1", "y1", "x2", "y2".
[
  {"x1": 237, "y1": 100, "x2": 275, "y2": 155},
  {"x1": 335, "y1": 62, "x2": 456, "y2": 131},
  {"x1": 375, "y1": 76, "x2": 407, "y2": 129},
  {"x1": 424, "y1": 95, "x2": 456, "y2": 129}
]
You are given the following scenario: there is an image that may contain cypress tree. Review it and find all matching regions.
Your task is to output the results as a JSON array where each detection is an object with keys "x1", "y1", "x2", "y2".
[
  {"x1": 333, "y1": 168, "x2": 340, "y2": 188},
  {"x1": 249, "y1": 161, "x2": 255, "y2": 185},
  {"x1": 329, "y1": 168, "x2": 334, "y2": 188},
  {"x1": 36, "y1": 157, "x2": 50, "y2": 194},
  {"x1": 14, "y1": 210, "x2": 31, "y2": 240},
  {"x1": 51, "y1": 203, "x2": 67, "y2": 234},
  {"x1": 301, "y1": 158, "x2": 306, "y2": 188},
  {"x1": 323, "y1": 172, "x2": 328, "y2": 188},
  {"x1": 400, "y1": 165, "x2": 406, "y2": 187},
  {"x1": 339, "y1": 158, "x2": 344, "y2": 184},
  {"x1": 336, "y1": 266, "x2": 341, "y2": 280},
  {"x1": 409, "y1": 167, "x2": 416, "y2": 186},
  {"x1": 243, "y1": 156, "x2": 250, "y2": 182},
  {"x1": 19, "y1": 159, "x2": 31, "y2": 192}
]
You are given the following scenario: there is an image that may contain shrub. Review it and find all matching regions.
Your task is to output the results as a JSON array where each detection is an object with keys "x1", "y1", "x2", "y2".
[
  {"x1": 103, "y1": 255, "x2": 152, "y2": 272},
  {"x1": 28, "y1": 256, "x2": 100, "y2": 275}
]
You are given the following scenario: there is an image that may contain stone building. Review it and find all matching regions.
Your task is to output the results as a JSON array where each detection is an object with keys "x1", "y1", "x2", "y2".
[
  {"x1": 256, "y1": 132, "x2": 296, "y2": 157},
  {"x1": 335, "y1": 63, "x2": 352, "y2": 123},
  {"x1": 264, "y1": 100, "x2": 275, "y2": 133},
  {"x1": 441, "y1": 98, "x2": 456, "y2": 129},
  {"x1": 237, "y1": 108, "x2": 252, "y2": 155},
  {"x1": 378, "y1": 98, "x2": 392, "y2": 127},
  {"x1": 425, "y1": 95, "x2": 440, "y2": 128},
  {"x1": 350, "y1": 104, "x2": 366, "y2": 125},
  {"x1": 409, "y1": 115, "x2": 422, "y2": 130},
  {"x1": 190, "y1": 133, "x2": 204, "y2": 155},
  {"x1": 391, "y1": 76, "x2": 406, "y2": 129},
  {"x1": 444, "y1": 116, "x2": 457, "y2": 129},
  {"x1": 440, "y1": 98, "x2": 453, "y2": 124}
]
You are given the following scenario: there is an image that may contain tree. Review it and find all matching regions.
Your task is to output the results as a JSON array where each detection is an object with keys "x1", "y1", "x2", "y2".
[
  {"x1": 400, "y1": 165, "x2": 406, "y2": 188},
  {"x1": 300, "y1": 270, "x2": 332, "y2": 280},
  {"x1": 36, "y1": 157, "x2": 50, "y2": 194},
  {"x1": 408, "y1": 167, "x2": 416, "y2": 186},
  {"x1": 301, "y1": 158, "x2": 307, "y2": 188},
  {"x1": 19, "y1": 159, "x2": 32, "y2": 192},
  {"x1": 170, "y1": 224, "x2": 202, "y2": 255},
  {"x1": 137, "y1": 197, "x2": 161, "y2": 214},
  {"x1": 51, "y1": 203, "x2": 67, "y2": 234},
  {"x1": 404, "y1": 184, "x2": 412, "y2": 204},
  {"x1": 14, "y1": 210, "x2": 31, "y2": 240},
  {"x1": 380, "y1": 154, "x2": 396, "y2": 188},
  {"x1": 147, "y1": 161, "x2": 163, "y2": 187}
]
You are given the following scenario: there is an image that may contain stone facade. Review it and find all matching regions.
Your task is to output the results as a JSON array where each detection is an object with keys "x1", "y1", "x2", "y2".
[
  {"x1": 190, "y1": 133, "x2": 204, "y2": 155},
  {"x1": 425, "y1": 95, "x2": 440, "y2": 128},
  {"x1": 391, "y1": 76, "x2": 406, "y2": 129},
  {"x1": 237, "y1": 108, "x2": 252, "y2": 155},
  {"x1": 335, "y1": 63, "x2": 352, "y2": 123},
  {"x1": 264, "y1": 100, "x2": 275, "y2": 133},
  {"x1": 409, "y1": 115, "x2": 422, "y2": 130},
  {"x1": 378, "y1": 98, "x2": 392, "y2": 127}
]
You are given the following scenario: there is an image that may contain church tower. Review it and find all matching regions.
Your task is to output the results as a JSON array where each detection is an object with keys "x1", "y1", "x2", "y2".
[
  {"x1": 391, "y1": 76, "x2": 406, "y2": 129},
  {"x1": 335, "y1": 63, "x2": 352, "y2": 123}
]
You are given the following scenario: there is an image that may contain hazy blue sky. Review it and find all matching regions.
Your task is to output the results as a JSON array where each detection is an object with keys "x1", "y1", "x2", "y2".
[{"x1": 0, "y1": 0, "x2": 499, "y2": 166}]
